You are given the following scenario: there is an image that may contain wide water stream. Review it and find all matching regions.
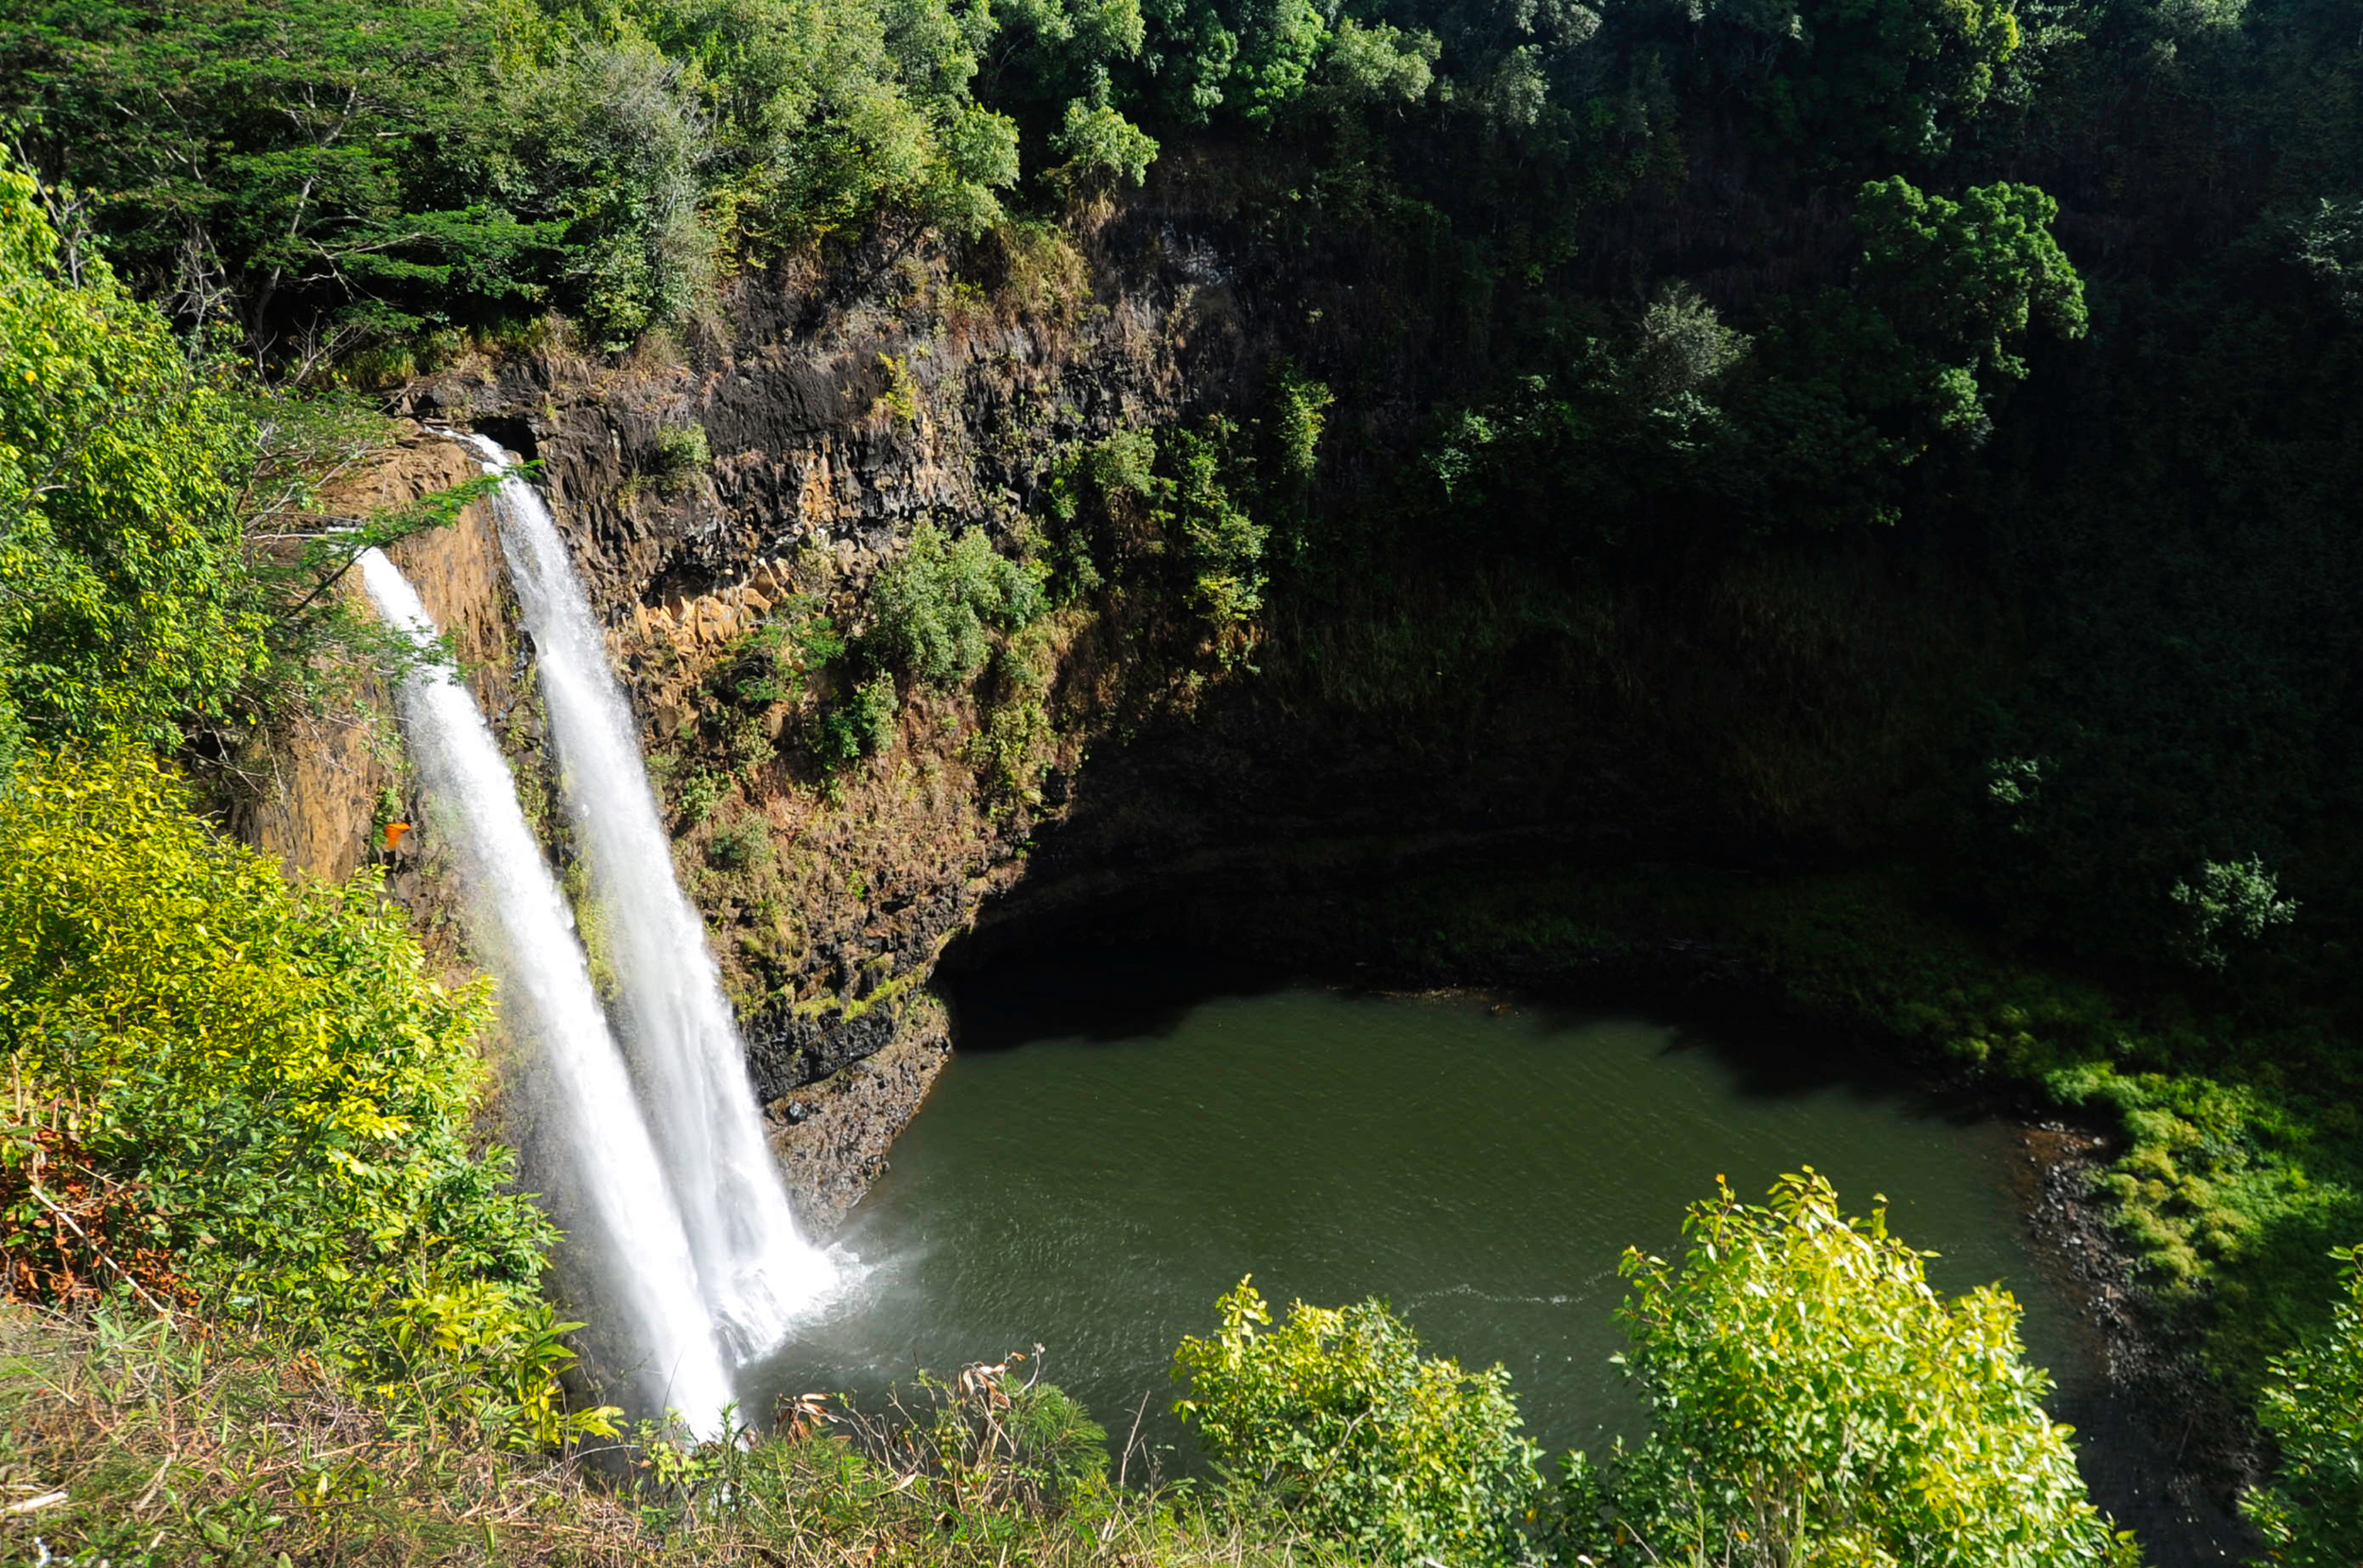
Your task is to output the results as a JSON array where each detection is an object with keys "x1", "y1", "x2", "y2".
[{"x1": 750, "y1": 949, "x2": 2084, "y2": 1467}]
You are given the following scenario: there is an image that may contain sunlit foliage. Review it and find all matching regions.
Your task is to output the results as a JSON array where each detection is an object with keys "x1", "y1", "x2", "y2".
[
  {"x1": 1571, "y1": 1171, "x2": 2136, "y2": 1568},
  {"x1": 0, "y1": 746, "x2": 603, "y2": 1445},
  {"x1": 2245, "y1": 1246, "x2": 2363, "y2": 1567},
  {"x1": 0, "y1": 155, "x2": 267, "y2": 752},
  {"x1": 1174, "y1": 1277, "x2": 1542, "y2": 1567}
]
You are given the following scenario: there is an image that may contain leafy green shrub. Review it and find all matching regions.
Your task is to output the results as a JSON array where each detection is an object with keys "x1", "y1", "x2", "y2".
[
  {"x1": 500, "y1": 38, "x2": 716, "y2": 349},
  {"x1": 967, "y1": 626, "x2": 1059, "y2": 801},
  {"x1": 1173, "y1": 1278, "x2": 1541, "y2": 1567},
  {"x1": 871, "y1": 352, "x2": 923, "y2": 423},
  {"x1": 1580, "y1": 1171, "x2": 2134, "y2": 1568},
  {"x1": 1044, "y1": 415, "x2": 1288, "y2": 655},
  {"x1": 713, "y1": 600, "x2": 843, "y2": 709},
  {"x1": 719, "y1": 707, "x2": 777, "y2": 773},
  {"x1": 709, "y1": 814, "x2": 773, "y2": 870},
  {"x1": 0, "y1": 152, "x2": 267, "y2": 753},
  {"x1": 1044, "y1": 429, "x2": 1157, "y2": 600},
  {"x1": 1854, "y1": 177, "x2": 2088, "y2": 412},
  {"x1": 842, "y1": 1355, "x2": 1112, "y2": 1514},
  {"x1": 818, "y1": 674, "x2": 902, "y2": 766},
  {"x1": 1050, "y1": 100, "x2": 1159, "y2": 189},
  {"x1": 1311, "y1": 18, "x2": 1439, "y2": 111},
  {"x1": 0, "y1": 747, "x2": 601, "y2": 1446},
  {"x1": 2170, "y1": 855, "x2": 2298, "y2": 970},
  {"x1": 861, "y1": 522, "x2": 1046, "y2": 688},
  {"x1": 1630, "y1": 284, "x2": 1751, "y2": 406},
  {"x1": 677, "y1": 765, "x2": 731, "y2": 824},
  {"x1": 1164, "y1": 421, "x2": 1268, "y2": 631},
  {"x1": 2244, "y1": 1246, "x2": 2363, "y2": 1566},
  {"x1": 651, "y1": 421, "x2": 713, "y2": 489}
]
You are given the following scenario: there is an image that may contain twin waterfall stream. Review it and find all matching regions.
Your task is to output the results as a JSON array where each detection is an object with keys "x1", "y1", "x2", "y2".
[{"x1": 358, "y1": 436, "x2": 833, "y2": 1434}]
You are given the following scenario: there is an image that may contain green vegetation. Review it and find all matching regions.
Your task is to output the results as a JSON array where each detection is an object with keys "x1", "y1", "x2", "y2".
[
  {"x1": 1580, "y1": 1171, "x2": 2133, "y2": 1568},
  {"x1": 0, "y1": 146, "x2": 498, "y2": 762},
  {"x1": 1042, "y1": 366, "x2": 1329, "y2": 671},
  {"x1": 0, "y1": 158, "x2": 266, "y2": 753},
  {"x1": 0, "y1": 747, "x2": 605, "y2": 1446},
  {"x1": 1168, "y1": 1180, "x2": 2130, "y2": 1567},
  {"x1": 0, "y1": 1304, "x2": 1347, "y2": 1568},
  {"x1": 2245, "y1": 1247, "x2": 2363, "y2": 1566},
  {"x1": 0, "y1": 0, "x2": 1030, "y2": 357},
  {"x1": 1174, "y1": 1279, "x2": 1539, "y2": 1568},
  {"x1": 859, "y1": 522, "x2": 1046, "y2": 692}
]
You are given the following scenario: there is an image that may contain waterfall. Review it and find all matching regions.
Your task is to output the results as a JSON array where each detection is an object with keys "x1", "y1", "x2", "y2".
[
  {"x1": 356, "y1": 548, "x2": 736, "y2": 1433},
  {"x1": 457, "y1": 433, "x2": 833, "y2": 1361}
]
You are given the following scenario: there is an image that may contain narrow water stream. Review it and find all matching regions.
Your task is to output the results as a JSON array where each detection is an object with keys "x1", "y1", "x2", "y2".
[{"x1": 749, "y1": 949, "x2": 2078, "y2": 1467}]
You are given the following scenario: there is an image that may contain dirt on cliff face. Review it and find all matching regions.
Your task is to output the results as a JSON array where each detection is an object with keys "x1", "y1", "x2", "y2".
[{"x1": 224, "y1": 426, "x2": 526, "y2": 970}]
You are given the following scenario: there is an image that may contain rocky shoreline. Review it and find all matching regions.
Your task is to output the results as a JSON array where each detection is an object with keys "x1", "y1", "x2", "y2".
[
  {"x1": 767, "y1": 999, "x2": 953, "y2": 1238},
  {"x1": 2011, "y1": 1122, "x2": 2258, "y2": 1563}
]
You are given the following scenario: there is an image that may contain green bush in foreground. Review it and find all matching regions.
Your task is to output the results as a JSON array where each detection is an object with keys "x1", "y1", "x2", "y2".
[
  {"x1": 1173, "y1": 1175, "x2": 2130, "y2": 1568},
  {"x1": 2245, "y1": 1245, "x2": 2363, "y2": 1567},
  {"x1": 1173, "y1": 1277, "x2": 1541, "y2": 1567},
  {"x1": 1578, "y1": 1169, "x2": 2136, "y2": 1568},
  {"x1": 0, "y1": 747, "x2": 601, "y2": 1446}
]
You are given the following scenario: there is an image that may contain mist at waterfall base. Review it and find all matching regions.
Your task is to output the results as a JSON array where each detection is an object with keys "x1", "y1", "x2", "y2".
[
  {"x1": 746, "y1": 948, "x2": 2090, "y2": 1469},
  {"x1": 460, "y1": 433, "x2": 833, "y2": 1361},
  {"x1": 356, "y1": 547, "x2": 737, "y2": 1428}
]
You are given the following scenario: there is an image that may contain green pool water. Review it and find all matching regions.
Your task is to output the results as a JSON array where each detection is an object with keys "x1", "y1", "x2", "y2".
[{"x1": 748, "y1": 950, "x2": 2075, "y2": 1468}]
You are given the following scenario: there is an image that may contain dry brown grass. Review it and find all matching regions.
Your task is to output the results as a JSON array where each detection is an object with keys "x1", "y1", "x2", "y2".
[
  {"x1": 0, "y1": 1307, "x2": 1337, "y2": 1568},
  {"x1": 0, "y1": 1306, "x2": 647, "y2": 1566}
]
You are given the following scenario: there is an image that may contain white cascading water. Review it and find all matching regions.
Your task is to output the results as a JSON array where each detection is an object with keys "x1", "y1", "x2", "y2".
[
  {"x1": 357, "y1": 547, "x2": 737, "y2": 1433},
  {"x1": 457, "y1": 433, "x2": 834, "y2": 1360}
]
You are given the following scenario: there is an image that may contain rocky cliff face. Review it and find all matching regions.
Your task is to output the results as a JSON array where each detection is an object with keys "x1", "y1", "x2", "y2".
[
  {"x1": 226, "y1": 430, "x2": 526, "y2": 975},
  {"x1": 237, "y1": 213, "x2": 1249, "y2": 1229}
]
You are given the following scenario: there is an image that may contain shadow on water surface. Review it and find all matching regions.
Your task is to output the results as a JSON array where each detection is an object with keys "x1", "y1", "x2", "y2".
[
  {"x1": 937, "y1": 941, "x2": 1297, "y2": 1053},
  {"x1": 949, "y1": 936, "x2": 1992, "y2": 1130}
]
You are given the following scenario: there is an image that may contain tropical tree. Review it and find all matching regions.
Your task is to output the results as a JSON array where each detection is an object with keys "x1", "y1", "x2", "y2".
[{"x1": 0, "y1": 151, "x2": 267, "y2": 753}]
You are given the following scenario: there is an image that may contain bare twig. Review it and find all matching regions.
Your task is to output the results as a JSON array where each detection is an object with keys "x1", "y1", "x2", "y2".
[{"x1": 21, "y1": 1182, "x2": 172, "y2": 1318}]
